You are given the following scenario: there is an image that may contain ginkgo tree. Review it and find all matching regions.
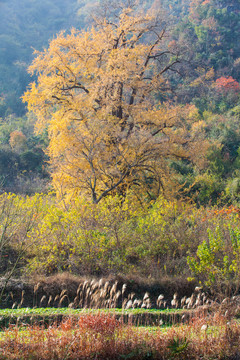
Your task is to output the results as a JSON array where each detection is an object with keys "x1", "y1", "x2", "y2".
[{"x1": 23, "y1": 5, "x2": 206, "y2": 203}]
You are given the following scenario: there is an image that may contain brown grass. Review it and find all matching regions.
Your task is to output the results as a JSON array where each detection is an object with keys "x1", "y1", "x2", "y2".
[
  {"x1": 3, "y1": 273, "x2": 201, "y2": 310},
  {"x1": 0, "y1": 311, "x2": 239, "y2": 359}
]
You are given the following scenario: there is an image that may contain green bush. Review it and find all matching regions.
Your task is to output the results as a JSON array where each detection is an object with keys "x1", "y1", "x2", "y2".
[{"x1": 188, "y1": 211, "x2": 240, "y2": 291}]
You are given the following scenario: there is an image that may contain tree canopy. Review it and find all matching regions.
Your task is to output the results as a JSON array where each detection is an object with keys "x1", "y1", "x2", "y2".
[{"x1": 23, "y1": 6, "x2": 207, "y2": 203}]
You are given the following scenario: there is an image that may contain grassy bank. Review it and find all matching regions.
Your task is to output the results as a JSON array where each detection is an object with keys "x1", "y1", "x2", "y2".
[{"x1": 0, "y1": 307, "x2": 199, "y2": 329}]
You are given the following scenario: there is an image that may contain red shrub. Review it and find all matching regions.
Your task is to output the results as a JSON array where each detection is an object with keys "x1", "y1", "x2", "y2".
[{"x1": 77, "y1": 313, "x2": 121, "y2": 336}]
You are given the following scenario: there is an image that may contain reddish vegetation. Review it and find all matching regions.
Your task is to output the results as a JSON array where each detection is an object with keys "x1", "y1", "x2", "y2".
[
  {"x1": 0, "y1": 312, "x2": 240, "y2": 359},
  {"x1": 215, "y1": 76, "x2": 240, "y2": 93}
]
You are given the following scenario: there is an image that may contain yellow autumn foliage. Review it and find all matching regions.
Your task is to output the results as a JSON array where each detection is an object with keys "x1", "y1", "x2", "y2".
[{"x1": 23, "y1": 6, "x2": 207, "y2": 203}]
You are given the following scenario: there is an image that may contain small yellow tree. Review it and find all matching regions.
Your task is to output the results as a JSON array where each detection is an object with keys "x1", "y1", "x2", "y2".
[
  {"x1": 23, "y1": 6, "x2": 205, "y2": 203},
  {"x1": 9, "y1": 130, "x2": 27, "y2": 153}
]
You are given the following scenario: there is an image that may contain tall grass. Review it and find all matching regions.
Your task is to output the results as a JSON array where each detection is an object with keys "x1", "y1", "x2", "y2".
[
  {"x1": 8, "y1": 274, "x2": 210, "y2": 311},
  {"x1": 0, "y1": 311, "x2": 239, "y2": 359}
]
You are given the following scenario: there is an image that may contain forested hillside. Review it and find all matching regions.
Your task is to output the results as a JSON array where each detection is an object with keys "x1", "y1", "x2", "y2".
[
  {"x1": 1, "y1": 0, "x2": 239, "y2": 117},
  {"x1": 0, "y1": 0, "x2": 95, "y2": 117},
  {"x1": 0, "y1": 0, "x2": 239, "y2": 198},
  {"x1": 0, "y1": 0, "x2": 240, "y2": 292},
  {"x1": 0, "y1": 0, "x2": 96, "y2": 192}
]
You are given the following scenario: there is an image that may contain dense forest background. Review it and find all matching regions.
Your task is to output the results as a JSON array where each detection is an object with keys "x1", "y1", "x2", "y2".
[
  {"x1": 0, "y1": 0, "x2": 239, "y2": 204},
  {"x1": 0, "y1": 0, "x2": 96, "y2": 192}
]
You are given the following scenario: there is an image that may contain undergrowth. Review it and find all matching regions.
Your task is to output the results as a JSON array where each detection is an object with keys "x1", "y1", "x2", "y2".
[{"x1": 0, "y1": 312, "x2": 239, "y2": 359}]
